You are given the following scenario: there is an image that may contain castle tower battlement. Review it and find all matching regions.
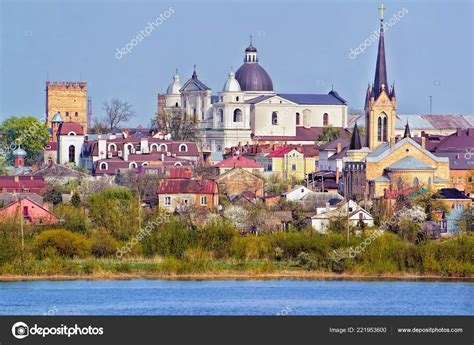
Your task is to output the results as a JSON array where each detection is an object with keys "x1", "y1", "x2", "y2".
[{"x1": 46, "y1": 81, "x2": 87, "y2": 132}]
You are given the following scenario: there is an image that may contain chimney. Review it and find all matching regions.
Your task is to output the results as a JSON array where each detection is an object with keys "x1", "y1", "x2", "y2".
[
  {"x1": 421, "y1": 137, "x2": 426, "y2": 150},
  {"x1": 325, "y1": 202, "x2": 330, "y2": 212},
  {"x1": 14, "y1": 176, "x2": 19, "y2": 183},
  {"x1": 336, "y1": 168, "x2": 340, "y2": 183},
  {"x1": 389, "y1": 137, "x2": 395, "y2": 149},
  {"x1": 336, "y1": 143, "x2": 342, "y2": 154}
]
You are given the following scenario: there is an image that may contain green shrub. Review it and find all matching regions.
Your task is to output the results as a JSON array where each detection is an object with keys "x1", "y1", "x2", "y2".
[
  {"x1": 53, "y1": 204, "x2": 91, "y2": 234},
  {"x1": 90, "y1": 229, "x2": 120, "y2": 258},
  {"x1": 32, "y1": 229, "x2": 91, "y2": 259}
]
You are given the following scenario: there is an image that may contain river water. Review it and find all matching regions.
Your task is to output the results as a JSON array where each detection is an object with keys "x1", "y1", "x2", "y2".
[{"x1": 0, "y1": 279, "x2": 472, "y2": 315}]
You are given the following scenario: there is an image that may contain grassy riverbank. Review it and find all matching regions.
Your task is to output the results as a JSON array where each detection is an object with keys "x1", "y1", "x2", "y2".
[{"x1": 1, "y1": 255, "x2": 473, "y2": 281}]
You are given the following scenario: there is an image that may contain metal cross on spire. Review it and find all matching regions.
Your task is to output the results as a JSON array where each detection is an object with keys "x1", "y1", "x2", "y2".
[{"x1": 379, "y1": 3, "x2": 386, "y2": 21}]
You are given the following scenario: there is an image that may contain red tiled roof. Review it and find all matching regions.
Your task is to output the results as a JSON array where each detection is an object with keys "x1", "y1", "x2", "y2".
[
  {"x1": 0, "y1": 176, "x2": 46, "y2": 190},
  {"x1": 59, "y1": 122, "x2": 84, "y2": 136},
  {"x1": 44, "y1": 142, "x2": 57, "y2": 151},
  {"x1": 157, "y1": 179, "x2": 218, "y2": 194},
  {"x1": 214, "y1": 155, "x2": 263, "y2": 168},
  {"x1": 267, "y1": 147, "x2": 295, "y2": 158}
]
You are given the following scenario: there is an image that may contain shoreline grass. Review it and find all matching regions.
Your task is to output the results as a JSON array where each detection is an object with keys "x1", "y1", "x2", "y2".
[{"x1": 1, "y1": 258, "x2": 473, "y2": 281}]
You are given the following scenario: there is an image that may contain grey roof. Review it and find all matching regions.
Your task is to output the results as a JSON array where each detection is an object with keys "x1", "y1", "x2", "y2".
[
  {"x1": 278, "y1": 91, "x2": 347, "y2": 105},
  {"x1": 370, "y1": 175, "x2": 390, "y2": 182},
  {"x1": 51, "y1": 112, "x2": 64, "y2": 123},
  {"x1": 387, "y1": 156, "x2": 434, "y2": 171},
  {"x1": 235, "y1": 62, "x2": 273, "y2": 92},
  {"x1": 180, "y1": 70, "x2": 211, "y2": 92}
]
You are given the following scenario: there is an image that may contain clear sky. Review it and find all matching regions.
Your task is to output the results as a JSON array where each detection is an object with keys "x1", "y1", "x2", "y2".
[{"x1": 0, "y1": 0, "x2": 472, "y2": 127}]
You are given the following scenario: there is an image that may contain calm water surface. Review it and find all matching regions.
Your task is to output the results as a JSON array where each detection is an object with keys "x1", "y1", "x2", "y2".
[{"x1": 0, "y1": 279, "x2": 472, "y2": 315}]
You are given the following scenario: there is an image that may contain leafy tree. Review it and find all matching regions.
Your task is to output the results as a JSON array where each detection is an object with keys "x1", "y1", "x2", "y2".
[
  {"x1": 0, "y1": 156, "x2": 8, "y2": 175},
  {"x1": 153, "y1": 107, "x2": 198, "y2": 141},
  {"x1": 102, "y1": 99, "x2": 136, "y2": 130},
  {"x1": 0, "y1": 116, "x2": 49, "y2": 165},
  {"x1": 87, "y1": 188, "x2": 140, "y2": 240},
  {"x1": 115, "y1": 170, "x2": 160, "y2": 203},
  {"x1": 43, "y1": 184, "x2": 64, "y2": 205},
  {"x1": 456, "y1": 209, "x2": 474, "y2": 234},
  {"x1": 412, "y1": 191, "x2": 449, "y2": 221},
  {"x1": 71, "y1": 191, "x2": 81, "y2": 207},
  {"x1": 317, "y1": 125, "x2": 340, "y2": 142}
]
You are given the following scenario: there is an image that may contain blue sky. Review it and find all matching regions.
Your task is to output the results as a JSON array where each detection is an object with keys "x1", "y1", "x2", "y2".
[{"x1": 0, "y1": 0, "x2": 472, "y2": 127}]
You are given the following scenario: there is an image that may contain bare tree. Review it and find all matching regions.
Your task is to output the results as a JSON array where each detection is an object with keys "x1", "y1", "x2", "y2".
[
  {"x1": 153, "y1": 107, "x2": 197, "y2": 141},
  {"x1": 102, "y1": 99, "x2": 136, "y2": 130}
]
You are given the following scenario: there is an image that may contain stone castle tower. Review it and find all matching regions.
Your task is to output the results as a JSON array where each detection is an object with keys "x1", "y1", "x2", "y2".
[
  {"x1": 45, "y1": 81, "x2": 87, "y2": 132},
  {"x1": 364, "y1": 7, "x2": 397, "y2": 150}
]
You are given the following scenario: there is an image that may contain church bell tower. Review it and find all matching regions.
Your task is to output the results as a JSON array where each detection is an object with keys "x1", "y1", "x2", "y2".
[{"x1": 365, "y1": 4, "x2": 397, "y2": 150}]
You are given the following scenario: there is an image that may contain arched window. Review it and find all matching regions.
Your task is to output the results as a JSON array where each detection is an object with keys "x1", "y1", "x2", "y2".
[
  {"x1": 142, "y1": 162, "x2": 149, "y2": 167},
  {"x1": 100, "y1": 162, "x2": 108, "y2": 170},
  {"x1": 272, "y1": 112, "x2": 278, "y2": 125},
  {"x1": 397, "y1": 177, "x2": 404, "y2": 191},
  {"x1": 175, "y1": 102, "x2": 179, "y2": 107},
  {"x1": 68, "y1": 145, "x2": 75, "y2": 163},
  {"x1": 129, "y1": 162, "x2": 138, "y2": 169},
  {"x1": 377, "y1": 117, "x2": 382, "y2": 142},
  {"x1": 296, "y1": 112, "x2": 300, "y2": 125},
  {"x1": 413, "y1": 177, "x2": 419, "y2": 188},
  {"x1": 68, "y1": 132, "x2": 76, "y2": 136},
  {"x1": 218, "y1": 109, "x2": 224, "y2": 122},
  {"x1": 323, "y1": 113, "x2": 329, "y2": 126},
  {"x1": 159, "y1": 144, "x2": 167, "y2": 151},
  {"x1": 383, "y1": 116, "x2": 388, "y2": 142},
  {"x1": 108, "y1": 143, "x2": 117, "y2": 151},
  {"x1": 233, "y1": 109, "x2": 242, "y2": 122},
  {"x1": 174, "y1": 162, "x2": 182, "y2": 167},
  {"x1": 150, "y1": 144, "x2": 159, "y2": 152},
  {"x1": 179, "y1": 144, "x2": 188, "y2": 152},
  {"x1": 236, "y1": 96, "x2": 240, "y2": 102}
]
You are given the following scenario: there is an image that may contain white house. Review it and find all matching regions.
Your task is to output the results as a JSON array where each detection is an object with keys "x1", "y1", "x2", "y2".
[
  {"x1": 57, "y1": 122, "x2": 85, "y2": 165},
  {"x1": 310, "y1": 199, "x2": 374, "y2": 233},
  {"x1": 282, "y1": 185, "x2": 314, "y2": 202}
]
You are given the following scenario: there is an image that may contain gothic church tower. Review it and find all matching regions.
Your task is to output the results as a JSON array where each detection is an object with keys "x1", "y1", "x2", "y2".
[{"x1": 365, "y1": 4, "x2": 397, "y2": 150}]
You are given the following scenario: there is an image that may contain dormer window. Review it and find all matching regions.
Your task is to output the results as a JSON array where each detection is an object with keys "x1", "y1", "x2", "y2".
[
  {"x1": 100, "y1": 162, "x2": 108, "y2": 170},
  {"x1": 179, "y1": 144, "x2": 188, "y2": 152}
]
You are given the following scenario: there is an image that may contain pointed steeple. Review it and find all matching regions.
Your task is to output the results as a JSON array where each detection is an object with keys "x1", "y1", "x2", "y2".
[
  {"x1": 390, "y1": 82, "x2": 396, "y2": 99},
  {"x1": 364, "y1": 84, "x2": 372, "y2": 109},
  {"x1": 349, "y1": 123, "x2": 362, "y2": 150},
  {"x1": 403, "y1": 121, "x2": 411, "y2": 138},
  {"x1": 192, "y1": 64, "x2": 197, "y2": 79},
  {"x1": 373, "y1": 19, "x2": 388, "y2": 99}
]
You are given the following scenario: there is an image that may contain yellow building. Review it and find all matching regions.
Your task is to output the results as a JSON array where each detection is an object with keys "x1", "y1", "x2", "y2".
[
  {"x1": 266, "y1": 147, "x2": 317, "y2": 182},
  {"x1": 46, "y1": 81, "x2": 88, "y2": 132},
  {"x1": 343, "y1": 6, "x2": 451, "y2": 199}
]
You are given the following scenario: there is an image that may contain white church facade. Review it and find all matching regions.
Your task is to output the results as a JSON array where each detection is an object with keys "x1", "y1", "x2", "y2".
[{"x1": 160, "y1": 41, "x2": 348, "y2": 151}]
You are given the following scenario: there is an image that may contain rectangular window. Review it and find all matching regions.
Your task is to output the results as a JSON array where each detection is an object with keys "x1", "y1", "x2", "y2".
[
  {"x1": 291, "y1": 164, "x2": 297, "y2": 171},
  {"x1": 75, "y1": 112, "x2": 78, "y2": 117},
  {"x1": 200, "y1": 196, "x2": 208, "y2": 206},
  {"x1": 267, "y1": 164, "x2": 273, "y2": 172},
  {"x1": 182, "y1": 198, "x2": 190, "y2": 205},
  {"x1": 457, "y1": 177, "x2": 462, "y2": 183},
  {"x1": 65, "y1": 111, "x2": 69, "y2": 117},
  {"x1": 164, "y1": 196, "x2": 171, "y2": 205}
]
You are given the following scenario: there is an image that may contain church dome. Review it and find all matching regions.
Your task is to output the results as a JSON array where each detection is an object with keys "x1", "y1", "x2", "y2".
[
  {"x1": 222, "y1": 69, "x2": 241, "y2": 92},
  {"x1": 235, "y1": 43, "x2": 273, "y2": 92},
  {"x1": 166, "y1": 70, "x2": 181, "y2": 95},
  {"x1": 13, "y1": 147, "x2": 27, "y2": 157}
]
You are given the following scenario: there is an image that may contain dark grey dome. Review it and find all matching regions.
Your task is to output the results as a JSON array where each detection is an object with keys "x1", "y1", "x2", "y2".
[
  {"x1": 235, "y1": 63, "x2": 273, "y2": 92},
  {"x1": 245, "y1": 45, "x2": 257, "y2": 53}
]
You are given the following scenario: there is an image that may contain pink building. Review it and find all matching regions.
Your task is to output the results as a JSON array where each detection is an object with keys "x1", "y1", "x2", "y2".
[{"x1": 0, "y1": 197, "x2": 57, "y2": 224}]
